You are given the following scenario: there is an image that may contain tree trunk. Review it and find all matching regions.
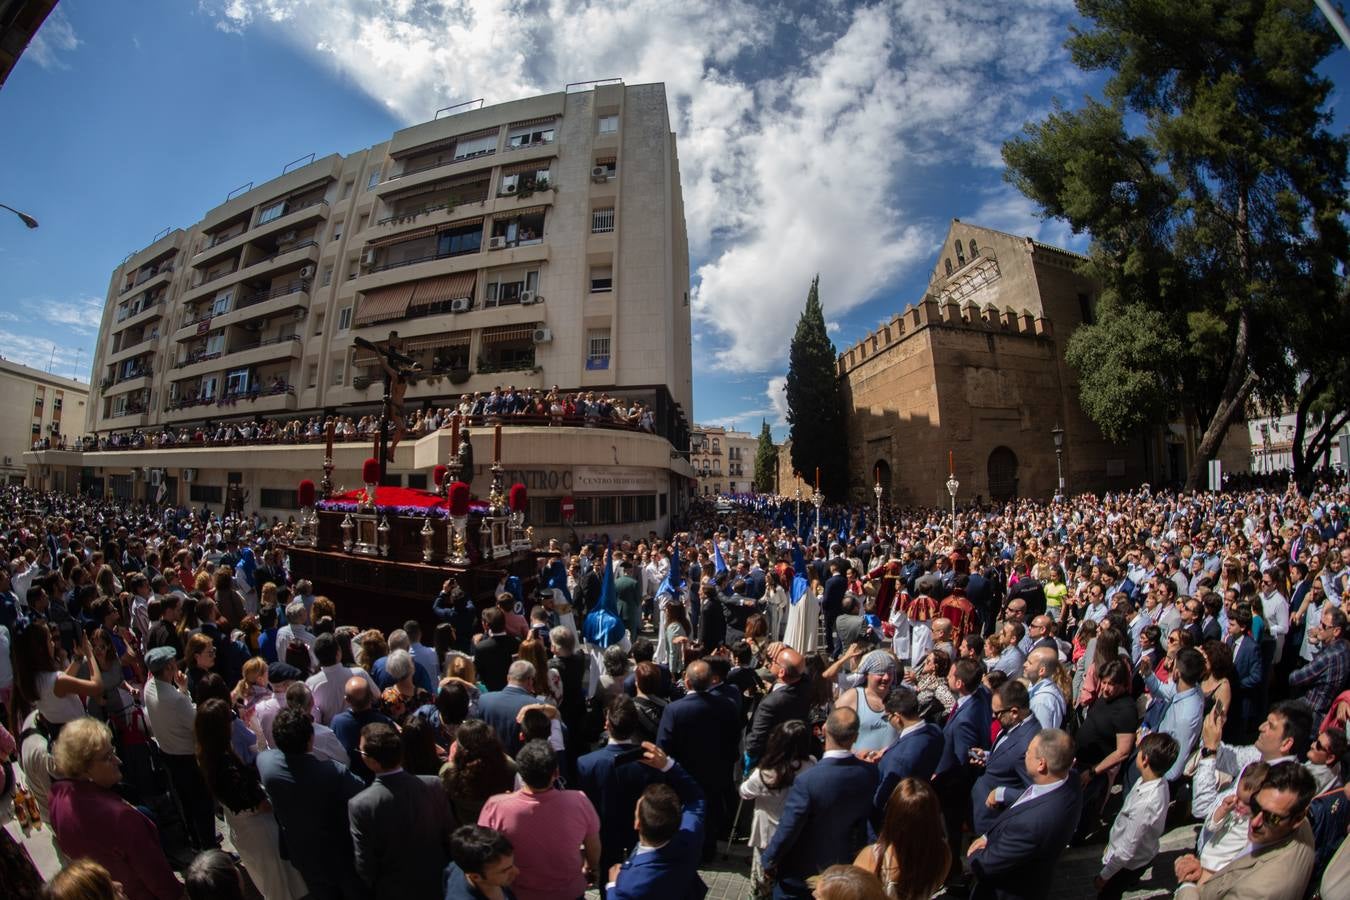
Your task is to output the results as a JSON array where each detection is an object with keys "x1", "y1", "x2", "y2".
[{"x1": 1291, "y1": 374, "x2": 1324, "y2": 492}]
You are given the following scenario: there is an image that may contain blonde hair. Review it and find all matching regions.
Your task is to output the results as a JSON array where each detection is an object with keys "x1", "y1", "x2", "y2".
[
  {"x1": 53, "y1": 717, "x2": 113, "y2": 779},
  {"x1": 46, "y1": 859, "x2": 121, "y2": 900},
  {"x1": 260, "y1": 582, "x2": 278, "y2": 609},
  {"x1": 234, "y1": 656, "x2": 269, "y2": 704},
  {"x1": 312, "y1": 596, "x2": 335, "y2": 622},
  {"x1": 446, "y1": 653, "x2": 476, "y2": 683},
  {"x1": 194, "y1": 571, "x2": 212, "y2": 593}
]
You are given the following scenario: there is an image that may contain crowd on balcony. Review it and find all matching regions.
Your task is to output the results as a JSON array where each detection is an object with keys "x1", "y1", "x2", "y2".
[
  {"x1": 425, "y1": 387, "x2": 657, "y2": 433},
  {"x1": 166, "y1": 377, "x2": 295, "y2": 412}
]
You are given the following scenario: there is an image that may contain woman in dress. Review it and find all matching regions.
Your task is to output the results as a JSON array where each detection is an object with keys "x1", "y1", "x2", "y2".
[
  {"x1": 1199, "y1": 639, "x2": 1234, "y2": 717},
  {"x1": 782, "y1": 576, "x2": 820, "y2": 655},
  {"x1": 663, "y1": 601, "x2": 693, "y2": 678},
  {"x1": 763, "y1": 570, "x2": 789, "y2": 642},
  {"x1": 853, "y1": 777, "x2": 950, "y2": 899},
  {"x1": 12, "y1": 623, "x2": 102, "y2": 738},
  {"x1": 195, "y1": 698, "x2": 307, "y2": 900},
  {"x1": 740, "y1": 720, "x2": 816, "y2": 899}
]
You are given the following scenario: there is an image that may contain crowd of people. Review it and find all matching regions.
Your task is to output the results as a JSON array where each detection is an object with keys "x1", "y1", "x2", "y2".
[{"x1": 0, "y1": 476, "x2": 1346, "y2": 900}]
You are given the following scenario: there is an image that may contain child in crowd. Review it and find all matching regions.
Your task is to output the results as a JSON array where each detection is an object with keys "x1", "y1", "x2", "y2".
[{"x1": 1095, "y1": 731, "x2": 1181, "y2": 898}]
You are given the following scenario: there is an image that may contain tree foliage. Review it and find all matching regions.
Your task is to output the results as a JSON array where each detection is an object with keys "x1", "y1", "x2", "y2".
[
  {"x1": 753, "y1": 420, "x2": 778, "y2": 494},
  {"x1": 1003, "y1": 0, "x2": 1349, "y2": 489},
  {"x1": 786, "y1": 276, "x2": 849, "y2": 500}
]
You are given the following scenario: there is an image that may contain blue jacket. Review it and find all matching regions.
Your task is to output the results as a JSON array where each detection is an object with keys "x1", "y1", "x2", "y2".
[
  {"x1": 872, "y1": 722, "x2": 944, "y2": 829},
  {"x1": 970, "y1": 716, "x2": 1041, "y2": 835},
  {"x1": 477, "y1": 685, "x2": 538, "y2": 755},
  {"x1": 577, "y1": 741, "x2": 668, "y2": 865},
  {"x1": 257, "y1": 750, "x2": 366, "y2": 896},
  {"x1": 969, "y1": 776, "x2": 1083, "y2": 900},
  {"x1": 935, "y1": 688, "x2": 992, "y2": 782},
  {"x1": 609, "y1": 761, "x2": 707, "y2": 900},
  {"x1": 762, "y1": 755, "x2": 879, "y2": 898},
  {"x1": 657, "y1": 690, "x2": 741, "y2": 793}
]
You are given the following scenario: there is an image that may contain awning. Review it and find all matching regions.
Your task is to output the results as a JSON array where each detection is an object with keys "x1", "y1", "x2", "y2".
[
  {"x1": 392, "y1": 136, "x2": 455, "y2": 159},
  {"x1": 509, "y1": 116, "x2": 557, "y2": 129},
  {"x1": 441, "y1": 215, "x2": 484, "y2": 230},
  {"x1": 454, "y1": 126, "x2": 501, "y2": 143},
  {"x1": 502, "y1": 160, "x2": 551, "y2": 177},
  {"x1": 368, "y1": 225, "x2": 438, "y2": 248},
  {"x1": 404, "y1": 331, "x2": 471, "y2": 353},
  {"x1": 493, "y1": 206, "x2": 547, "y2": 220},
  {"x1": 481, "y1": 325, "x2": 535, "y2": 344},
  {"x1": 355, "y1": 282, "x2": 416, "y2": 327},
  {"x1": 595, "y1": 155, "x2": 617, "y2": 165},
  {"x1": 410, "y1": 272, "x2": 476, "y2": 309}
]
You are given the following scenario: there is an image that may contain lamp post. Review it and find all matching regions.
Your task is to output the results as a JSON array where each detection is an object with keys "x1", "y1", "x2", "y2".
[
  {"x1": 945, "y1": 472, "x2": 959, "y2": 518},
  {"x1": 794, "y1": 479, "x2": 802, "y2": 536},
  {"x1": 873, "y1": 479, "x2": 883, "y2": 530},
  {"x1": 0, "y1": 204, "x2": 38, "y2": 229},
  {"x1": 1051, "y1": 423, "x2": 1065, "y2": 499},
  {"x1": 812, "y1": 488, "x2": 823, "y2": 538}
]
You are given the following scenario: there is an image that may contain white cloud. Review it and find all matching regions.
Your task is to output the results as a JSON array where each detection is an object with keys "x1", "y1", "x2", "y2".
[
  {"x1": 26, "y1": 6, "x2": 81, "y2": 69},
  {"x1": 967, "y1": 185, "x2": 1089, "y2": 253},
  {"x1": 37, "y1": 295, "x2": 105, "y2": 332},
  {"x1": 0, "y1": 327, "x2": 92, "y2": 381},
  {"x1": 766, "y1": 375, "x2": 788, "y2": 426},
  {"x1": 202, "y1": 0, "x2": 1079, "y2": 372}
]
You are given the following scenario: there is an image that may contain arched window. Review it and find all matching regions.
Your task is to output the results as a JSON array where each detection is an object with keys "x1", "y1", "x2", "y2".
[
  {"x1": 712, "y1": 438, "x2": 720, "y2": 452},
  {"x1": 955, "y1": 240, "x2": 966, "y2": 266},
  {"x1": 969, "y1": 238, "x2": 979, "y2": 257},
  {"x1": 944, "y1": 258, "x2": 953, "y2": 275}
]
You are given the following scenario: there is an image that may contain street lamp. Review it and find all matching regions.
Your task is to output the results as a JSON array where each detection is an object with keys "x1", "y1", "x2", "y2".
[
  {"x1": 873, "y1": 479, "x2": 883, "y2": 530},
  {"x1": 945, "y1": 472, "x2": 958, "y2": 518},
  {"x1": 794, "y1": 478, "x2": 802, "y2": 536},
  {"x1": 0, "y1": 204, "x2": 39, "y2": 229},
  {"x1": 812, "y1": 487, "x2": 823, "y2": 538},
  {"x1": 1051, "y1": 423, "x2": 1065, "y2": 499}
]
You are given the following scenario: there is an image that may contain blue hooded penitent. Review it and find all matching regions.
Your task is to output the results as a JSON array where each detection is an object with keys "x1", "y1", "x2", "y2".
[
  {"x1": 790, "y1": 543, "x2": 810, "y2": 606},
  {"x1": 655, "y1": 546, "x2": 682, "y2": 599},
  {"x1": 543, "y1": 559, "x2": 573, "y2": 606},
  {"x1": 713, "y1": 539, "x2": 728, "y2": 577},
  {"x1": 584, "y1": 548, "x2": 626, "y2": 647}
]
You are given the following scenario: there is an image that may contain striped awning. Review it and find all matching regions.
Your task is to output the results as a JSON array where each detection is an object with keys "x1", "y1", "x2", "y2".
[
  {"x1": 410, "y1": 272, "x2": 476, "y2": 309},
  {"x1": 368, "y1": 224, "x2": 438, "y2": 248},
  {"x1": 494, "y1": 206, "x2": 547, "y2": 220},
  {"x1": 392, "y1": 136, "x2": 456, "y2": 159},
  {"x1": 595, "y1": 155, "x2": 617, "y2": 165},
  {"x1": 481, "y1": 325, "x2": 535, "y2": 344},
  {"x1": 509, "y1": 116, "x2": 557, "y2": 129},
  {"x1": 442, "y1": 215, "x2": 484, "y2": 230},
  {"x1": 502, "y1": 160, "x2": 551, "y2": 177},
  {"x1": 404, "y1": 331, "x2": 471, "y2": 352},
  {"x1": 354, "y1": 282, "x2": 416, "y2": 327},
  {"x1": 455, "y1": 126, "x2": 501, "y2": 143}
]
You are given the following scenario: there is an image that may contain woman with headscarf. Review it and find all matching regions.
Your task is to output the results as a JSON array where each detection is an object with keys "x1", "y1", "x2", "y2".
[
  {"x1": 233, "y1": 547, "x2": 258, "y2": 616},
  {"x1": 834, "y1": 650, "x2": 899, "y2": 752}
]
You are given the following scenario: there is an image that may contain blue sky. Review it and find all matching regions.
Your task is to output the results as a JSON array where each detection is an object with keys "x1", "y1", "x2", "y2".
[{"x1": 2, "y1": 0, "x2": 1347, "y2": 440}]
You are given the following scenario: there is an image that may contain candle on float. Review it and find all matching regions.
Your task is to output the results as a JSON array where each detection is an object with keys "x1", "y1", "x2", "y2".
[
  {"x1": 874, "y1": 465, "x2": 879, "y2": 485},
  {"x1": 450, "y1": 414, "x2": 459, "y2": 455},
  {"x1": 948, "y1": 450, "x2": 953, "y2": 475},
  {"x1": 815, "y1": 467, "x2": 820, "y2": 490},
  {"x1": 325, "y1": 419, "x2": 334, "y2": 458},
  {"x1": 493, "y1": 423, "x2": 502, "y2": 463}
]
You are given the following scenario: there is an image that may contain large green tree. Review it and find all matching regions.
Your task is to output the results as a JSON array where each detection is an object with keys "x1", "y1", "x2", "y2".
[
  {"x1": 786, "y1": 276, "x2": 849, "y2": 499},
  {"x1": 753, "y1": 419, "x2": 778, "y2": 494},
  {"x1": 1003, "y1": 0, "x2": 1349, "y2": 489}
]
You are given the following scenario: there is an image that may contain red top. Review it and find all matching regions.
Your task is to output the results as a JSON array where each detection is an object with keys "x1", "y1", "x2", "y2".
[{"x1": 49, "y1": 779, "x2": 182, "y2": 900}]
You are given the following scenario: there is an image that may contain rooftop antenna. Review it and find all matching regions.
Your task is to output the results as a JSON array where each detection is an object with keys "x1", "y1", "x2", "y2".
[
  {"x1": 48, "y1": 343, "x2": 56, "y2": 372},
  {"x1": 72, "y1": 348, "x2": 83, "y2": 380}
]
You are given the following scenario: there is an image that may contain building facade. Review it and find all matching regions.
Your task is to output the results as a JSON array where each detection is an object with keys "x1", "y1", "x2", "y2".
[
  {"x1": 836, "y1": 221, "x2": 1249, "y2": 506},
  {"x1": 690, "y1": 425, "x2": 758, "y2": 496},
  {"x1": 0, "y1": 358, "x2": 87, "y2": 486},
  {"x1": 30, "y1": 81, "x2": 696, "y2": 538}
]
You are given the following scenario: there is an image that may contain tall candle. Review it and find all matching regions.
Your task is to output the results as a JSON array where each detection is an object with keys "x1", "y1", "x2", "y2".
[
  {"x1": 450, "y1": 414, "x2": 459, "y2": 455},
  {"x1": 948, "y1": 450, "x2": 953, "y2": 475},
  {"x1": 325, "y1": 420, "x2": 334, "y2": 458},
  {"x1": 815, "y1": 467, "x2": 820, "y2": 490},
  {"x1": 493, "y1": 423, "x2": 502, "y2": 463},
  {"x1": 874, "y1": 465, "x2": 879, "y2": 485}
]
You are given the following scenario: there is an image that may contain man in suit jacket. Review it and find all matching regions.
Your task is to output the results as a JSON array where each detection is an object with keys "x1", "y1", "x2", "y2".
[
  {"x1": 615, "y1": 561, "x2": 643, "y2": 640},
  {"x1": 1227, "y1": 604, "x2": 1265, "y2": 740},
  {"x1": 578, "y1": 696, "x2": 669, "y2": 892},
  {"x1": 871, "y1": 686, "x2": 943, "y2": 829},
  {"x1": 258, "y1": 707, "x2": 367, "y2": 900},
  {"x1": 745, "y1": 647, "x2": 810, "y2": 764},
  {"x1": 762, "y1": 708, "x2": 879, "y2": 899},
  {"x1": 933, "y1": 658, "x2": 992, "y2": 881},
  {"x1": 1173, "y1": 761, "x2": 1317, "y2": 900},
  {"x1": 479, "y1": 660, "x2": 543, "y2": 754},
  {"x1": 967, "y1": 728, "x2": 1083, "y2": 900},
  {"x1": 971, "y1": 680, "x2": 1042, "y2": 835},
  {"x1": 657, "y1": 659, "x2": 742, "y2": 861},
  {"x1": 822, "y1": 561, "x2": 848, "y2": 654},
  {"x1": 608, "y1": 747, "x2": 707, "y2": 900},
  {"x1": 473, "y1": 607, "x2": 521, "y2": 692},
  {"x1": 349, "y1": 723, "x2": 453, "y2": 899}
]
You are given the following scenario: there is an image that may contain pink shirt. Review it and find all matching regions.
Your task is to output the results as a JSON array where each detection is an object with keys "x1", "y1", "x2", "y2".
[
  {"x1": 49, "y1": 779, "x2": 182, "y2": 900},
  {"x1": 478, "y1": 788, "x2": 599, "y2": 900}
]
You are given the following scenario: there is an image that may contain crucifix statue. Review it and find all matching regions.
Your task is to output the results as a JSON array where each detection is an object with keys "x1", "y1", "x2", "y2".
[{"x1": 353, "y1": 332, "x2": 421, "y2": 483}]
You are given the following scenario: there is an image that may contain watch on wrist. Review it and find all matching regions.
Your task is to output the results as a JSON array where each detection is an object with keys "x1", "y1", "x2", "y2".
[{"x1": 1199, "y1": 746, "x2": 1217, "y2": 758}]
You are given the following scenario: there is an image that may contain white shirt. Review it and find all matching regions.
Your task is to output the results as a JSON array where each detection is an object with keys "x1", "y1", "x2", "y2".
[
  {"x1": 1006, "y1": 775, "x2": 1068, "y2": 814},
  {"x1": 1100, "y1": 776, "x2": 1170, "y2": 879},
  {"x1": 143, "y1": 676, "x2": 197, "y2": 756},
  {"x1": 1260, "y1": 590, "x2": 1290, "y2": 663},
  {"x1": 311, "y1": 723, "x2": 350, "y2": 766},
  {"x1": 305, "y1": 663, "x2": 377, "y2": 726},
  {"x1": 1197, "y1": 789, "x2": 1252, "y2": 872}
]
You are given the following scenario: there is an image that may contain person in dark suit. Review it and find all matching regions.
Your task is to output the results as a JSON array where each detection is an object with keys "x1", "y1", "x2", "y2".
[
  {"x1": 1201, "y1": 594, "x2": 1224, "y2": 643},
  {"x1": 607, "y1": 744, "x2": 707, "y2": 900},
  {"x1": 473, "y1": 608, "x2": 520, "y2": 693},
  {"x1": 698, "y1": 583, "x2": 727, "y2": 651},
  {"x1": 721, "y1": 580, "x2": 761, "y2": 645},
  {"x1": 822, "y1": 561, "x2": 848, "y2": 654},
  {"x1": 745, "y1": 647, "x2": 810, "y2": 764},
  {"x1": 578, "y1": 696, "x2": 669, "y2": 893},
  {"x1": 1227, "y1": 603, "x2": 1265, "y2": 741},
  {"x1": 349, "y1": 722, "x2": 454, "y2": 899},
  {"x1": 933, "y1": 658, "x2": 992, "y2": 882},
  {"x1": 967, "y1": 728, "x2": 1083, "y2": 900},
  {"x1": 870, "y1": 686, "x2": 944, "y2": 829},
  {"x1": 658, "y1": 659, "x2": 742, "y2": 861},
  {"x1": 478, "y1": 660, "x2": 544, "y2": 755},
  {"x1": 971, "y1": 680, "x2": 1042, "y2": 835},
  {"x1": 761, "y1": 707, "x2": 879, "y2": 899},
  {"x1": 443, "y1": 825, "x2": 519, "y2": 900},
  {"x1": 257, "y1": 707, "x2": 366, "y2": 900}
]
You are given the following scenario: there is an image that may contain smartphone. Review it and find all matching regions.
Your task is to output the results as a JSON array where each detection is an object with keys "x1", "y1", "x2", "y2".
[{"x1": 613, "y1": 746, "x2": 646, "y2": 766}]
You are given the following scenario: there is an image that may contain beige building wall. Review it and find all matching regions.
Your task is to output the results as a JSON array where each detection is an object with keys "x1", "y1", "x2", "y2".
[
  {"x1": 690, "y1": 424, "x2": 759, "y2": 496},
  {"x1": 0, "y1": 358, "x2": 88, "y2": 485}
]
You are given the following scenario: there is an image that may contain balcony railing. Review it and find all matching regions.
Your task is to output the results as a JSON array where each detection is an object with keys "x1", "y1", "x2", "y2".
[
  {"x1": 120, "y1": 263, "x2": 174, "y2": 294},
  {"x1": 174, "y1": 332, "x2": 300, "y2": 369},
  {"x1": 387, "y1": 150, "x2": 495, "y2": 183},
  {"x1": 166, "y1": 383, "x2": 295, "y2": 412},
  {"x1": 197, "y1": 199, "x2": 328, "y2": 254},
  {"x1": 114, "y1": 367, "x2": 153, "y2": 384},
  {"x1": 365, "y1": 244, "x2": 480, "y2": 274},
  {"x1": 180, "y1": 279, "x2": 311, "y2": 329},
  {"x1": 374, "y1": 195, "x2": 488, "y2": 227},
  {"x1": 116, "y1": 296, "x2": 165, "y2": 323},
  {"x1": 189, "y1": 241, "x2": 318, "y2": 289}
]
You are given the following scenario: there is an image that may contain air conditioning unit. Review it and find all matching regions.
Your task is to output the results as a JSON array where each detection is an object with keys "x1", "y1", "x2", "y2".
[
  {"x1": 299, "y1": 265, "x2": 315, "y2": 278},
  {"x1": 279, "y1": 230, "x2": 297, "y2": 242},
  {"x1": 450, "y1": 298, "x2": 471, "y2": 313},
  {"x1": 519, "y1": 291, "x2": 536, "y2": 305},
  {"x1": 362, "y1": 248, "x2": 377, "y2": 265},
  {"x1": 591, "y1": 167, "x2": 609, "y2": 182},
  {"x1": 503, "y1": 183, "x2": 518, "y2": 195},
  {"x1": 488, "y1": 236, "x2": 506, "y2": 250},
  {"x1": 182, "y1": 468, "x2": 197, "y2": 483},
  {"x1": 150, "y1": 468, "x2": 163, "y2": 487},
  {"x1": 532, "y1": 327, "x2": 552, "y2": 344}
]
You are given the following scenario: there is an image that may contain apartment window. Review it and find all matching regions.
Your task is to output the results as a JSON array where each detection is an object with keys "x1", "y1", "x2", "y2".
[
  {"x1": 332, "y1": 221, "x2": 344, "y2": 242},
  {"x1": 586, "y1": 329, "x2": 611, "y2": 370},
  {"x1": 321, "y1": 264, "x2": 333, "y2": 286},
  {"x1": 366, "y1": 168, "x2": 382, "y2": 190},
  {"x1": 331, "y1": 356, "x2": 346, "y2": 386},
  {"x1": 340, "y1": 179, "x2": 354, "y2": 200},
  {"x1": 598, "y1": 114, "x2": 618, "y2": 134},
  {"x1": 591, "y1": 207, "x2": 615, "y2": 234},
  {"x1": 306, "y1": 363, "x2": 318, "y2": 388},
  {"x1": 485, "y1": 269, "x2": 540, "y2": 307},
  {"x1": 489, "y1": 211, "x2": 545, "y2": 248},
  {"x1": 454, "y1": 133, "x2": 497, "y2": 160},
  {"x1": 313, "y1": 313, "x2": 324, "y2": 337},
  {"x1": 507, "y1": 123, "x2": 554, "y2": 148},
  {"x1": 260, "y1": 488, "x2": 298, "y2": 510},
  {"x1": 211, "y1": 288, "x2": 232, "y2": 316},
  {"x1": 593, "y1": 158, "x2": 617, "y2": 179},
  {"x1": 205, "y1": 332, "x2": 225, "y2": 356},
  {"x1": 200, "y1": 376, "x2": 218, "y2": 400},
  {"x1": 337, "y1": 307, "x2": 352, "y2": 331},
  {"x1": 190, "y1": 485, "x2": 223, "y2": 504},
  {"x1": 437, "y1": 222, "x2": 484, "y2": 257},
  {"x1": 498, "y1": 165, "x2": 550, "y2": 196},
  {"x1": 258, "y1": 201, "x2": 286, "y2": 225},
  {"x1": 225, "y1": 368, "x2": 250, "y2": 396},
  {"x1": 53, "y1": 394, "x2": 62, "y2": 411},
  {"x1": 589, "y1": 265, "x2": 613, "y2": 293}
]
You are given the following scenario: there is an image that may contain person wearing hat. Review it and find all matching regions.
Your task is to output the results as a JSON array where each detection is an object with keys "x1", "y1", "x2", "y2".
[
  {"x1": 835, "y1": 650, "x2": 900, "y2": 753},
  {"x1": 143, "y1": 645, "x2": 217, "y2": 850},
  {"x1": 257, "y1": 662, "x2": 308, "y2": 749}
]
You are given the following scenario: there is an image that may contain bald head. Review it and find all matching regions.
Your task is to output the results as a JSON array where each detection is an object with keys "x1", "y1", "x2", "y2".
[
  {"x1": 774, "y1": 647, "x2": 804, "y2": 683},
  {"x1": 1023, "y1": 647, "x2": 1059, "y2": 683},
  {"x1": 1027, "y1": 729, "x2": 1074, "y2": 780},
  {"x1": 344, "y1": 676, "x2": 373, "y2": 711}
]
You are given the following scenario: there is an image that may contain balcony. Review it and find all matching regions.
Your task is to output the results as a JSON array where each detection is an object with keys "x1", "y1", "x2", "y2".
[
  {"x1": 105, "y1": 368, "x2": 154, "y2": 396},
  {"x1": 114, "y1": 297, "x2": 166, "y2": 333},
  {"x1": 102, "y1": 409, "x2": 149, "y2": 429},
  {"x1": 194, "y1": 199, "x2": 330, "y2": 267},
  {"x1": 173, "y1": 279, "x2": 311, "y2": 342},
  {"x1": 372, "y1": 145, "x2": 555, "y2": 199},
  {"x1": 172, "y1": 333, "x2": 303, "y2": 378},
  {"x1": 108, "y1": 335, "x2": 159, "y2": 365},
  {"x1": 364, "y1": 199, "x2": 490, "y2": 246},
  {"x1": 180, "y1": 241, "x2": 320, "y2": 304},
  {"x1": 163, "y1": 384, "x2": 298, "y2": 422},
  {"x1": 120, "y1": 263, "x2": 174, "y2": 295}
]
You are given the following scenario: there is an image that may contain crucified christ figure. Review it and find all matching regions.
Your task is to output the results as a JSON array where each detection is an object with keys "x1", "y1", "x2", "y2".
[{"x1": 353, "y1": 334, "x2": 421, "y2": 465}]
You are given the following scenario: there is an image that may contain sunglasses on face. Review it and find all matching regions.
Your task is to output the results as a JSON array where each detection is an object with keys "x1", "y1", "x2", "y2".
[{"x1": 1250, "y1": 798, "x2": 1294, "y2": 827}]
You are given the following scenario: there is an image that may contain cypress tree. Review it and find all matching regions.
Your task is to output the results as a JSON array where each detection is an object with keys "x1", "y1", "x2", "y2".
[
  {"x1": 752, "y1": 419, "x2": 777, "y2": 494},
  {"x1": 785, "y1": 276, "x2": 848, "y2": 499}
]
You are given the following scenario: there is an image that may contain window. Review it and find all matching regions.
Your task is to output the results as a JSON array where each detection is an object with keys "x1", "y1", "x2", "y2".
[
  {"x1": 225, "y1": 368, "x2": 250, "y2": 396},
  {"x1": 712, "y1": 438, "x2": 720, "y2": 452},
  {"x1": 507, "y1": 123, "x2": 554, "y2": 148},
  {"x1": 260, "y1": 488, "x2": 298, "y2": 510},
  {"x1": 454, "y1": 133, "x2": 497, "y2": 160},
  {"x1": 332, "y1": 221, "x2": 344, "y2": 242},
  {"x1": 200, "y1": 376, "x2": 218, "y2": 400},
  {"x1": 258, "y1": 201, "x2": 286, "y2": 225},
  {"x1": 338, "y1": 307, "x2": 352, "y2": 331},
  {"x1": 367, "y1": 168, "x2": 382, "y2": 190},
  {"x1": 322, "y1": 265, "x2": 333, "y2": 286},
  {"x1": 969, "y1": 238, "x2": 980, "y2": 257},
  {"x1": 190, "y1": 485, "x2": 224, "y2": 504},
  {"x1": 944, "y1": 258, "x2": 953, "y2": 276},
  {"x1": 485, "y1": 269, "x2": 539, "y2": 307},
  {"x1": 587, "y1": 329, "x2": 611, "y2": 370},
  {"x1": 437, "y1": 222, "x2": 483, "y2": 257},
  {"x1": 592, "y1": 207, "x2": 615, "y2": 233},
  {"x1": 407, "y1": 473, "x2": 429, "y2": 491},
  {"x1": 589, "y1": 265, "x2": 613, "y2": 293},
  {"x1": 314, "y1": 313, "x2": 324, "y2": 337},
  {"x1": 205, "y1": 332, "x2": 225, "y2": 356},
  {"x1": 1078, "y1": 292, "x2": 1096, "y2": 325},
  {"x1": 306, "y1": 363, "x2": 318, "y2": 388},
  {"x1": 489, "y1": 211, "x2": 545, "y2": 248},
  {"x1": 211, "y1": 288, "x2": 232, "y2": 316},
  {"x1": 598, "y1": 114, "x2": 618, "y2": 134},
  {"x1": 955, "y1": 239, "x2": 966, "y2": 266},
  {"x1": 331, "y1": 356, "x2": 346, "y2": 386},
  {"x1": 498, "y1": 166, "x2": 550, "y2": 196},
  {"x1": 341, "y1": 179, "x2": 354, "y2": 200},
  {"x1": 594, "y1": 158, "x2": 617, "y2": 179}
]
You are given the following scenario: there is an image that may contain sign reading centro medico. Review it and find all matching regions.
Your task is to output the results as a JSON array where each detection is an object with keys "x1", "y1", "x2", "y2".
[{"x1": 500, "y1": 467, "x2": 662, "y2": 494}]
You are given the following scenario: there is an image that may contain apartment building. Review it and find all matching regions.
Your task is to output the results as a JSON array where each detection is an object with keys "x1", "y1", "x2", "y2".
[
  {"x1": 33, "y1": 80, "x2": 696, "y2": 537},
  {"x1": 0, "y1": 357, "x2": 87, "y2": 485},
  {"x1": 690, "y1": 424, "x2": 759, "y2": 496}
]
